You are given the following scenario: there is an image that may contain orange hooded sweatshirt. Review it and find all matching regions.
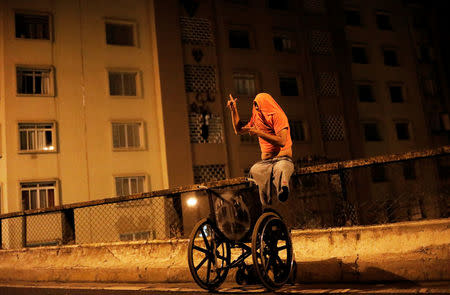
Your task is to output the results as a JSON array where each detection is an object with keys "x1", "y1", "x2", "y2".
[{"x1": 245, "y1": 93, "x2": 292, "y2": 155}]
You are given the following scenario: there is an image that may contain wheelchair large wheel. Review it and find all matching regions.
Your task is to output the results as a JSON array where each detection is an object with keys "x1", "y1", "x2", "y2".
[
  {"x1": 188, "y1": 218, "x2": 231, "y2": 291},
  {"x1": 251, "y1": 212, "x2": 294, "y2": 290}
]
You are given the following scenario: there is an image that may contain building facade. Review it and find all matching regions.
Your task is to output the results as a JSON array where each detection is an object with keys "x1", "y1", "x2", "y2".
[{"x1": 0, "y1": 0, "x2": 448, "y2": 216}]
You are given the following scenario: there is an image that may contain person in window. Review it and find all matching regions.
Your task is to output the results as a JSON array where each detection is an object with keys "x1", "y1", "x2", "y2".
[{"x1": 227, "y1": 93, "x2": 294, "y2": 205}]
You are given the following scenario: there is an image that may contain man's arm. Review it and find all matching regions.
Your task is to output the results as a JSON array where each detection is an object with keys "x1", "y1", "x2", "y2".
[
  {"x1": 243, "y1": 126, "x2": 288, "y2": 147},
  {"x1": 227, "y1": 94, "x2": 246, "y2": 134}
]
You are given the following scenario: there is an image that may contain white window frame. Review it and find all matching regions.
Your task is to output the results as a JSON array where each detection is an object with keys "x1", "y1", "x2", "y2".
[
  {"x1": 16, "y1": 65, "x2": 55, "y2": 97},
  {"x1": 107, "y1": 69, "x2": 142, "y2": 98},
  {"x1": 111, "y1": 121, "x2": 145, "y2": 150},
  {"x1": 18, "y1": 122, "x2": 57, "y2": 153},
  {"x1": 114, "y1": 175, "x2": 147, "y2": 196},
  {"x1": 233, "y1": 71, "x2": 258, "y2": 97},
  {"x1": 14, "y1": 10, "x2": 53, "y2": 41},
  {"x1": 105, "y1": 18, "x2": 138, "y2": 47},
  {"x1": 20, "y1": 180, "x2": 59, "y2": 210}
]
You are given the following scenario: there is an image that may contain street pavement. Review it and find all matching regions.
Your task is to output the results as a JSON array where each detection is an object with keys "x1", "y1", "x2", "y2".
[{"x1": 0, "y1": 281, "x2": 449, "y2": 295}]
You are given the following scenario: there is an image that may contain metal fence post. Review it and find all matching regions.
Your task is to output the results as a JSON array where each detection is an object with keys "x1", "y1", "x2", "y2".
[
  {"x1": 22, "y1": 215, "x2": 27, "y2": 248},
  {"x1": 338, "y1": 169, "x2": 348, "y2": 201},
  {"x1": 0, "y1": 218, "x2": 2, "y2": 249},
  {"x1": 61, "y1": 209, "x2": 75, "y2": 245}
]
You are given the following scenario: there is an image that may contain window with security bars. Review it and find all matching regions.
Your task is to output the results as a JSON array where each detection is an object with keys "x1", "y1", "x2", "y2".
[
  {"x1": 317, "y1": 72, "x2": 339, "y2": 96},
  {"x1": 233, "y1": 73, "x2": 257, "y2": 96},
  {"x1": 310, "y1": 30, "x2": 333, "y2": 55},
  {"x1": 105, "y1": 21, "x2": 136, "y2": 46},
  {"x1": 179, "y1": 17, "x2": 214, "y2": 46},
  {"x1": 193, "y1": 164, "x2": 226, "y2": 184},
  {"x1": 320, "y1": 115, "x2": 345, "y2": 141},
  {"x1": 303, "y1": 0, "x2": 326, "y2": 14},
  {"x1": 16, "y1": 66, "x2": 53, "y2": 96},
  {"x1": 21, "y1": 181, "x2": 56, "y2": 210},
  {"x1": 189, "y1": 113, "x2": 224, "y2": 143},
  {"x1": 289, "y1": 120, "x2": 307, "y2": 141},
  {"x1": 15, "y1": 12, "x2": 50, "y2": 40},
  {"x1": 108, "y1": 71, "x2": 138, "y2": 96},
  {"x1": 112, "y1": 122, "x2": 143, "y2": 149},
  {"x1": 184, "y1": 65, "x2": 216, "y2": 92},
  {"x1": 115, "y1": 176, "x2": 145, "y2": 196},
  {"x1": 19, "y1": 122, "x2": 56, "y2": 152}
]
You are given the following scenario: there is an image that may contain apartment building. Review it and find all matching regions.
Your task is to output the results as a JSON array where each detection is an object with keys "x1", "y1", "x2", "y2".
[{"x1": 0, "y1": 0, "x2": 448, "y2": 218}]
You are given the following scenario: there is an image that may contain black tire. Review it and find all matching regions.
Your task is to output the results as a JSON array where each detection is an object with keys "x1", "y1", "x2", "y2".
[
  {"x1": 251, "y1": 212, "x2": 294, "y2": 290},
  {"x1": 187, "y1": 218, "x2": 231, "y2": 291}
]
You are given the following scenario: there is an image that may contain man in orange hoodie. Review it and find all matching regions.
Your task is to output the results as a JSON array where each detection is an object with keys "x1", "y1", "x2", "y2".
[{"x1": 227, "y1": 93, "x2": 294, "y2": 205}]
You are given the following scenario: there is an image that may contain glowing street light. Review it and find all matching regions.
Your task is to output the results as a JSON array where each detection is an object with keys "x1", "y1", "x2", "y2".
[{"x1": 187, "y1": 196, "x2": 198, "y2": 207}]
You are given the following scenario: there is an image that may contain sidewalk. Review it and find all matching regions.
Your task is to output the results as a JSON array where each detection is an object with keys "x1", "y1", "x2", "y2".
[{"x1": 0, "y1": 281, "x2": 449, "y2": 295}]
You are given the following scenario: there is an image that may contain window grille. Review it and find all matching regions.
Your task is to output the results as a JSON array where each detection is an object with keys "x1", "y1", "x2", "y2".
[
  {"x1": 233, "y1": 73, "x2": 256, "y2": 96},
  {"x1": 115, "y1": 176, "x2": 145, "y2": 196},
  {"x1": 289, "y1": 120, "x2": 307, "y2": 141},
  {"x1": 19, "y1": 122, "x2": 56, "y2": 152},
  {"x1": 21, "y1": 181, "x2": 56, "y2": 210},
  {"x1": 193, "y1": 164, "x2": 226, "y2": 184},
  {"x1": 15, "y1": 13, "x2": 50, "y2": 40},
  {"x1": 105, "y1": 21, "x2": 135, "y2": 46},
  {"x1": 310, "y1": 30, "x2": 333, "y2": 55},
  {"x1": 317, "y1": 72, "x2": 339, "y2": 96},
  {"x1": 184, "y1": 65, "x2": 216, "y2": 92},
  {"x1": 109, "y1": 71, "x2": 137, "y2": 96},
  {"x1": 303, "y1": 0, "x2": 326, "y2": 14},
  {"x1": 112, "y1": 122, "x2": 143, "y2": 149},
  {"x1": 320, "y1": 115, "x2": 345, "y2": 141},
  {"x1": 179, "y1": 17, "x2": 214, "y2": 46},
  {"x1": 188, "y1": 113, "x2": 224, "y2": 144},
  {"x1": 16, "y1": 67, "x2": 53, "y2": 95}
]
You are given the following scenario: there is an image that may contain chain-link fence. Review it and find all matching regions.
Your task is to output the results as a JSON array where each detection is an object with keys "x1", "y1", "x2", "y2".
[{"x1": 1, "y1": 147, "x2": 449, "y2": 249}]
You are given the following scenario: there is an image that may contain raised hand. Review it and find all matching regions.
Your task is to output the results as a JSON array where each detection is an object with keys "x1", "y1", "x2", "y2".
[{"x1": 227, "y1": 94, "x2": 237, "y2": 110}]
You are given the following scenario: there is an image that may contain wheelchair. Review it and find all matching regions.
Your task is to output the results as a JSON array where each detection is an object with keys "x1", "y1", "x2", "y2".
[{"x1": 187, "y1": 179, "x2": 294, "y2": 291}]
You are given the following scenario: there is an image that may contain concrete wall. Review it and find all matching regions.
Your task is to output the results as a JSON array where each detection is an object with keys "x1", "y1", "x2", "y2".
[{"x1": 0, "y1": 218, "x2": 448, "y2": 283}]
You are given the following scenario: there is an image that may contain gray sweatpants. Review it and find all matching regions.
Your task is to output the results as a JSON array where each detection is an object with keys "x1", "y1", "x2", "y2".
[{"x1": 249, "y1": 156, "x2": 294, "y2": 206}]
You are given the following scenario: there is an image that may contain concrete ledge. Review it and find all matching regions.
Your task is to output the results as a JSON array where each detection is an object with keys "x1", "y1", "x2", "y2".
[{"x1": 0, "y1": 218, "x2": 448, "y2": 284}]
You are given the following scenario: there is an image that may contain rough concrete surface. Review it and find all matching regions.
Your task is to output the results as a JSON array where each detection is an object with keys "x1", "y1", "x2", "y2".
[{"x1": 0, "y1": 218, "x2": 448, "y2": 284}]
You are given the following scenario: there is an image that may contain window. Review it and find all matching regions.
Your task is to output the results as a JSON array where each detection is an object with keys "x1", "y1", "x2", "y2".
[
  {"x1": 15, "y1": 12, "x2": 50, "y2": 40},
  {"x1": 19, "y1": 122, "x2": 56, "y2": 152},
  {"x1": 233, "y1": 72, "x2": 256, "y2": 96},
  {"x1": 279, "y1": 76, "x2": 299, "y2": 96},
  {"x1": 383, "y1": 49, "x2": 399, "y2": 66},
  {"x1": 395, "y1": 122, "x2": 411, "y2": 140},
  {"x1": 289, "y1": 120, "x2": 307, "y2": 141},
  {"x1": 115, "y1": 175, "x2": 146, "y2": 196},
  {"x1": 273, "y1": 32, "x2": 295, "y2": 52},
  {"x1": 16, "y1": 66, "x2": 54, "y2": 96},
  {"x1": 376, "y1": 12, "x2": 392, "y2": 30},
  {"x1": 21, "y1": 181, "x2": 56, "y2": 210},
  {"x1": 120, "y1": 231, "x2": 151, "y2": 241},
  {"x1": 268, "y1": 0, "x2": 288, "y2": 10},
  {"x1": 371, "y1": 166, "x2": 387, "y2": 182},
  {"x1": 357, "y1": 83, "x2": 375, "y2": 102},
  {"x1": 403, "y1": 161, "x2": 416, "y2": 180},
  {"x1": 108, "y1": 71, "x2": 138, "y2": 96},
  {"x1": 229, "y1": 29, "x2": 251, "y2": 49},
  {"x1": 345, "y1": 9, "x2": 361, "y2": 26},
  {"x1": 389, "y1": 85, "x2": 404, "y2": 103},
  {"x1": 105, "y1": 20, "x2": 136, "y2": 46},
  {"x1": 352, "y1": 45, "x2": 368, "y2": 64},
  {"x1": 112, "y1": 122, "x2": 143, "y2": 149},
  {"x1": 363, "y1": 122, "x2": 382, "y2": 141}
]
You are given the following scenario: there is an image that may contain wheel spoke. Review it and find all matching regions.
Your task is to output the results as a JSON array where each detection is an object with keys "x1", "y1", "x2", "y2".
[
  {"x1": 277, "y1": 245, "x2": 287, "y2": 251},
  {"x1": 206, "y1": 259, "x2": 211, "y2": 283},
  {"x1": 193, "y1": 245, "x2": 209, "y2": 254},
  {"x1": 195, "y1": 256, "x2": 208, "y2": 271},
  {"x1": 201, "y1": 228, "x2": 211, "y2": 250},
  {"x1": 264, "y1": 255, "x2": 274, "y2": 273}
]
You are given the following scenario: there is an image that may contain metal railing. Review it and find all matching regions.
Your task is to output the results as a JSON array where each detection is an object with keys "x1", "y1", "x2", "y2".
[{"x1": 0, "y1": 146, "x2": 449, "y2": 249}]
